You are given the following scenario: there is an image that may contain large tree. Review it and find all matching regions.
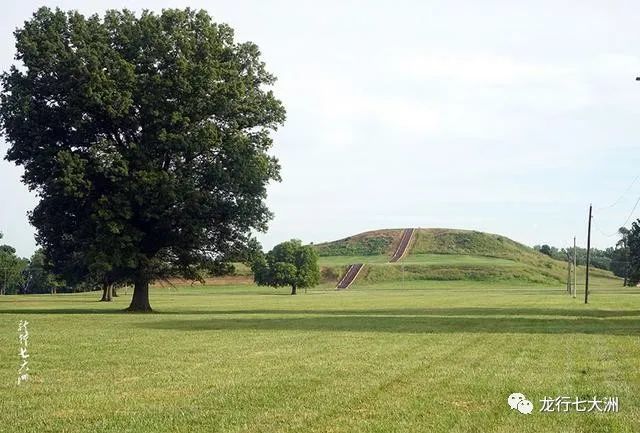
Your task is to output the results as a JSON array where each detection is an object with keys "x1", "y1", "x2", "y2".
[
  {"x1": 252, "y1": 240, "x2": 320, "y2": 295},
  {"x1": 1, "y1": 8, "x2": 285, "y2": 311}
]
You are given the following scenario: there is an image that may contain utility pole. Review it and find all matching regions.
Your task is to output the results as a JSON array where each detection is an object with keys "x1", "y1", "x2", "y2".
[
  {"x1": 1, "y1": 268, "x2": 7, "y2": 296},
  {"x1": 566, "y1": 251, "x2": 571, "y2": 293},
  {"x1": 585, "y1": 204, "x2": 592, "y2": 304},
  {"x1": 573, "y1": 236, "x2": 577, "y2": 298}
]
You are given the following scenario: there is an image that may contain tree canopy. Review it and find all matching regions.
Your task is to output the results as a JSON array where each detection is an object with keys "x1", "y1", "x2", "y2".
[
  {"x1": 625, "y1": 222, "x2": 640, "y2": 286},
  {"x1": 609, "y1": 227, "x2": 631, "y2": 285},
  {"x1": 0, "y1": 7, "x2": 285, "y2": 310},
  {"x1": 252, "y1": 240, "x2": 320, "y2": 295},
  {"x1": 538, "y1": 244, "x2": 553, "y2": 257}
]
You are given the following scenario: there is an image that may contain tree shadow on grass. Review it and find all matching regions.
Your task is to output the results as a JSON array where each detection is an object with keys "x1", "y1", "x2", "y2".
[
  {"x1": 1, "y1": 306, "x2": 640, "y2": 319},
  {"x1": 0, "y1": 308, "x2": 128, "y2": 315},
  {"x1": 137, "y1": 314, "x2": 640, "y2": 336},
  {"x1": 158, "y1": 307, "x2": 640, "y2": 318}
]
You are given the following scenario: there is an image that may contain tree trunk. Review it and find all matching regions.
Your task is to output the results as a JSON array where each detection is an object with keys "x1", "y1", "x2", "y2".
[
  {"x1": 126, "y1": 277, "x2": 152, "y2": 312},
  {"x1": 291, "y1": 284, "x2": 297, "y2": 295},
  {"x1": 100, "y1": 283, "x2": 112, "y2": 302},
  {"x1": 112, "y1": 286, "x2": 119, "y2": 297}
]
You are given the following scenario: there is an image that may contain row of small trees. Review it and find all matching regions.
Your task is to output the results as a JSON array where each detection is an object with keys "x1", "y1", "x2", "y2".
[{"x1": 534, "y1": 244, "x2": 615, "y2": 271}]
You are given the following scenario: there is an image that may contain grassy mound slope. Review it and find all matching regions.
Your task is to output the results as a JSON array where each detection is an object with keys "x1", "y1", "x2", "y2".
[
  {"x1": 314, "y1": 228, "x2": 619, "y2": 286},
  {"x1": 313, "y1": 229, "x2": 404, "y2": 257}
]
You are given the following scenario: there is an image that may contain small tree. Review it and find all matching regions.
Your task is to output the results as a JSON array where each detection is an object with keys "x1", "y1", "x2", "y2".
[
  {"x1": 539, "y1": 244, "x2": 553, "y2": 257},
  {"x1": 252, "y1": 240, "x2": 320, "y2": 295}
]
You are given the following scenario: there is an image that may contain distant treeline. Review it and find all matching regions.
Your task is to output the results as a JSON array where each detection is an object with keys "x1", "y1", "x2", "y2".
[
  {"x1": 533, "y1": 233, "x2": 630, "y2": 283},
  {"x1": 0, "y1": 245, "x2": 63, "y2": 295},
  {"x1": 533, "y1": 244, "x2": 614, "y2": 270}
]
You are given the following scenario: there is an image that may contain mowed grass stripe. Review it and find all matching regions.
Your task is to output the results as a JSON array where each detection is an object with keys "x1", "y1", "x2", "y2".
[{"x1": 299, "y1": 334, "x2": 488, "y2": 433}]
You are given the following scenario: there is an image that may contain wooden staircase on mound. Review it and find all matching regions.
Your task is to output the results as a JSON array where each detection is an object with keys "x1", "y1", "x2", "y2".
[
  {"x1": 389, "y1": 228, "x2": 415, "y2": 262},
  {"x1": 336, "y1": 263, "x2": 364, "y2": 290},
  {"x1": 336, "y1": 228, "x2": 415, "y2": 290}
]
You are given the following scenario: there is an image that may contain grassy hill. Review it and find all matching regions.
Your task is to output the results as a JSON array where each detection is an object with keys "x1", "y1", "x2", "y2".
[
  {"x1": 313, "y1": 228, "x2": 619, "y2": 287},
  {"x1": 313, "y1": 229, "x2": 403, "y2": 257}
]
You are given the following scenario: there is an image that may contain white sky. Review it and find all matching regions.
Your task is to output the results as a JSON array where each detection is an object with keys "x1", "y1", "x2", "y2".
[{"x1": 2, "y1": 0, "x2": 640, "y2": 257}]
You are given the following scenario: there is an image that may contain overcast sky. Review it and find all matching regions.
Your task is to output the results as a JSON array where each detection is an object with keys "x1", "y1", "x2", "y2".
[{"x1": 2, "y1": 1, "x2": 640, "y2": 257}]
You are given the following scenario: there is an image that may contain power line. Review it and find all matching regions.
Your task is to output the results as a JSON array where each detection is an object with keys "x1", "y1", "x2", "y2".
[
  {"x1": 596, "y1": 174, "x2": 640, "y2": 211},
  {"x1": 593, "y1": 194, "x2": 640, "y2": 237},
  {"x1": 591, "y1": 170, "x2": 640, "y2": 237},
  {"x1": 618, "y1": 194, "x2": 640, "y2": 228},
  {"x1": 593, "y1": 224, "x2": 622, "y2": 238}
]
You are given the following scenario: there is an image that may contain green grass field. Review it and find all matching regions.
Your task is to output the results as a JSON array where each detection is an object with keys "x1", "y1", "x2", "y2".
[{"x1": 1, "y1": 277, "x2": 639, "y2": 433}]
